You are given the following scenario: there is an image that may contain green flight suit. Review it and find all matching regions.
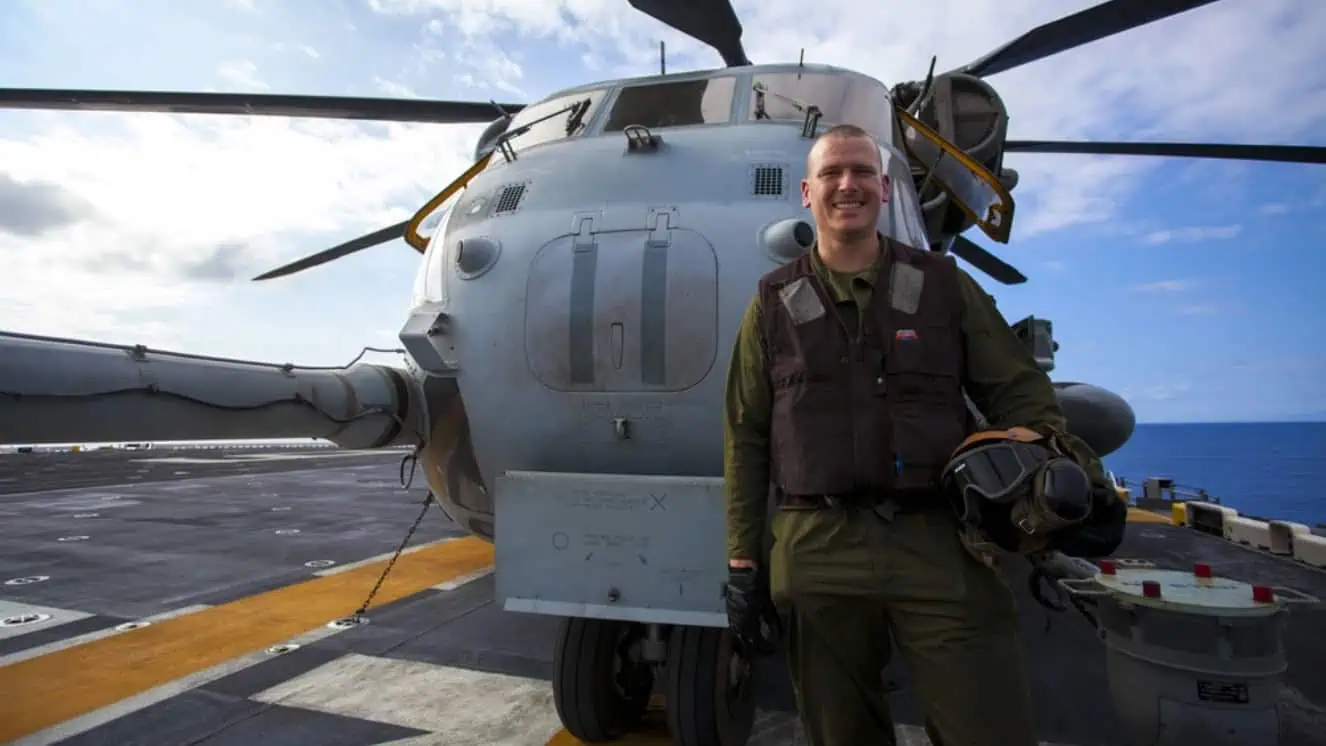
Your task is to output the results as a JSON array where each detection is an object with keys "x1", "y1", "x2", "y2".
[{"x1": 722, "y1": 243, "x2": 1106, "y2": 746}]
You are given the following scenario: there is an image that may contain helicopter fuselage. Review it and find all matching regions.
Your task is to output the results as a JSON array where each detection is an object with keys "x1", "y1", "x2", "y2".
[{"x1": 401, "y1": 64, "x2": 929, "y2": 541}]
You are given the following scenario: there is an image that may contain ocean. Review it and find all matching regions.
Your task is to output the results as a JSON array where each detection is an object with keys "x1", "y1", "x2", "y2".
[{"x1": 1104, "y1": 421, "x2": 1326, "y2": 527}]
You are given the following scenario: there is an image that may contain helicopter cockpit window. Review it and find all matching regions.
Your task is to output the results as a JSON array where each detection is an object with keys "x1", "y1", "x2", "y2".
[
  {"x1": 747, "y1": 73, "x2": 895, "y2": 145},
  {"x1": 411, "y1": 205, "x2": 456, "y2": 307},
  {"x1": 500, "y1": 88, "x2": 609, "y2": 156},
  {"x1": 602, "y1": 77, "x2": 736, "y2": 132}
]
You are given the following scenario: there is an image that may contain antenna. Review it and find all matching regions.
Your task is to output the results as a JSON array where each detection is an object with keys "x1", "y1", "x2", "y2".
[
  {"x1": 797, "y1": 49, "x2": 805, "y2": 79},
  {"x1": 660, "y1": 41, "x2": 666, "y2": 75}
]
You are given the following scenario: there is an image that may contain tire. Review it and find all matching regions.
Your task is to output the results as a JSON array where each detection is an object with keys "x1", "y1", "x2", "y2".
[
  {"x1": 552, "y1": 616, "x2": 654, "y2": 742},
  {"x1": 664, "y1": 625, "x2": 757, "y2": 746}
]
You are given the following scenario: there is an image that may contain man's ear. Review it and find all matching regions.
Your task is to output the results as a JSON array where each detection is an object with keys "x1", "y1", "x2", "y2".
[
  {"x1": 800, "y1": 179, "x2": 811, "y2": 209},
  {"x1": 881, "y1": 173, "x2": 892, "y2": 204}
]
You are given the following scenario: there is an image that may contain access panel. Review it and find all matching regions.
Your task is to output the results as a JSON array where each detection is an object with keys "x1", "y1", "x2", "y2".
[
  {"x1": 493, "y1": 470, "x2": 727, "y2": 628},
  {"x1": 524, "y1": 218, "x2": 718, "y2": 392}
]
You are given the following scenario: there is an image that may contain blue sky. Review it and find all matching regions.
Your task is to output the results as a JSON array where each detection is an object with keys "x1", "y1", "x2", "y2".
[{"x1": 1, "y1": 0, "x2": 1324, "y2": 424}]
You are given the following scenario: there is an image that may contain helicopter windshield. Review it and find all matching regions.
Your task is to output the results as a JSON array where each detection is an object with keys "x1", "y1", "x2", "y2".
[
  {"x1": 602, "y1": 76, "x2": 737, "y2": 131},
  {"x1": 411, "y1": 204, "x2": 455, "y2": 306},
  {"x1": 748, "y1": 72, "x2": 895, "y2": 145},
  {"x1": 500, "y1": 88, "x2": 610, "y2": 156}
]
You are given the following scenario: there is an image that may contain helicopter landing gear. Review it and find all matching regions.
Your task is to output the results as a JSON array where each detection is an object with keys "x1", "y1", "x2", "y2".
[
  {"x1": 664, "y1": 625, "x2": 757, "y2": 746},
  {"x1": 552, "y1": 616, "x2": 654, "y2": 743}
]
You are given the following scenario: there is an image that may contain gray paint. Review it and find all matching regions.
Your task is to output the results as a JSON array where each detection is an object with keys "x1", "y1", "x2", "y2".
[{"x1": 494, "y1": 471, "x2": 728, "y2": 626}]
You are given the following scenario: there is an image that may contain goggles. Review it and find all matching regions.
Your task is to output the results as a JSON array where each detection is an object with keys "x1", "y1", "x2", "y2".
[{"x1": 944, "y1": 440, "x2": 1050, "y2": 502}]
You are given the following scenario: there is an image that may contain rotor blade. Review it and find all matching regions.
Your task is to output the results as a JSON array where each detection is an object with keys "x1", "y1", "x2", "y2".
[
  {"x1": 1004, "y1": 140, "x2": 1326, "y2": 165},
  {"x1": 950, "y1": 235, "x2": 1027, "y2": 285},
  {"x1": 252, "y1": 221, "x2": 408, "y2": 282},
  {"x1": 953, "y1": 0, "x2": 1222, "y2": 79},
  {"x1": 0, "y1": 88, "x2": 526, "y2": 124},
  {"x1": 627, "y1": 0, "x2": 749, "y2": 67}
]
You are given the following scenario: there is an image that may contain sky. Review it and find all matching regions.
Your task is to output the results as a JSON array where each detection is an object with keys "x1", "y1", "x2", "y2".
[{"x1": 1, "y1": 0, "x2": 1325, "y2": 425}]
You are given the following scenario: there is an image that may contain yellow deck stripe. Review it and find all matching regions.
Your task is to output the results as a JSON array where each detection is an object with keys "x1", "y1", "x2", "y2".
[
  {"x1": 547, "y1": 695, "x2": 674, "y2": 744},
  {"x1": 547, "y1": 721, "x2": 675, "y2": 744},
  {"x1": 0, "y1": 536, "x2": 494, "y2": 742},
  {"x1": 1126, "y1": 507, "x2": 1173, "y2": 524}
]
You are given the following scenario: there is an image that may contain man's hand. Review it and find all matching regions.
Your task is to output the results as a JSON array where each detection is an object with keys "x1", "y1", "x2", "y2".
[
  {"x1": 1025, "y1": 549, "x2": 1098, "y2": 612},
  {"x1": 724, "y1": 564, "x2": 782, "y2": 657}
]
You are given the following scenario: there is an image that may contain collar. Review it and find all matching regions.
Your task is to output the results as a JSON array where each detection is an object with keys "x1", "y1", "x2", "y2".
[{"x1": 809, "y1": 232, "x2": 891, "y2": 286}]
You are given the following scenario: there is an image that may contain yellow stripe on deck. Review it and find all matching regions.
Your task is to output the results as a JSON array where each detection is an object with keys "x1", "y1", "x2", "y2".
[
  {"x1": 547, "y1": 695, "x2": 674, "y2": 745},
  {"x1": 0, "y1": 537, "x2": 495, "y2": 742},
  {"x1": 1126, "y1": 506, "x2": 1174, "y2": 524},
  {"x1": 548, "y1": 729, "x2": 675, "y2": 745}
]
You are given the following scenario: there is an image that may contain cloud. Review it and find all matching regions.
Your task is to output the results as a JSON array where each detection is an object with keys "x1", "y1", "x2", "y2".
[
  {"x1": 416, "y1": 19, "x2": 527, "y2": 98},
  {"x1": 0, "y1": 173, "x2": 94, "y2": 237},
  {"x1": 1128, "y1": 280, "x2": 1233, "y2": 315},
  {"x1": 1229, "y1": 357, "x2": 1326, "y2": 375},
  {"x1": 370, "y1": 0, "x2": 1326, "y2": 242},
  {"x1": 272, "y1": 42, "x2": 321, "y2": 60},
  {"x1": 217, "y1": 60, "x2": 269, "y2": 91},
  {"x1": 2, "y1": 0, "x2": 1325, "y2": 376},
  {"x1": 373, "y1": 77, "x2": 419, "y2": 98},
  {"x1": 0, "y1": 107, "x2": 482, "y2": 348},
  {"x1": 1131, "y1": 280, "x2": 1193, "y2": 292},
  {"x1": 1142, "y1": 225, "x2": 1242, "y2": 245},
  {"x1": 1122, "y1": 382, "x2": 1192, "y2": 402},
  {"x1": 1178, "y1": 303, "x2": 1226, "y2": 316}
]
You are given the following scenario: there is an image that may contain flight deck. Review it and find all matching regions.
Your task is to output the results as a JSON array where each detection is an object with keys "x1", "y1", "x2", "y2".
[{"x1": 1, "y1": 447, "x2": 1323, "y2": 746}]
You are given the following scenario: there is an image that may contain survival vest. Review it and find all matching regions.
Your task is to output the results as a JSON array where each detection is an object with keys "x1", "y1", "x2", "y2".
[{"x1": 757, "y1": 236, "x2": 969, "y2": 498}]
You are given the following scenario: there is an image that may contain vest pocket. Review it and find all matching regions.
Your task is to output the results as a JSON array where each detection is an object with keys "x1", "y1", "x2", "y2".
[
  {"x1": 885, "y1": 324, "x2": 960, "y2": 401},
  {"x1": 891, "y1": 405, "x2": 966, "y2": 487},
  {"x1": 885, "y1": 324, "x2": 964, "y2": 485}
]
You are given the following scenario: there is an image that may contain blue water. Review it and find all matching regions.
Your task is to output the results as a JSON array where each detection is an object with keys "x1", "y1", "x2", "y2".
[{"x1": 1104, "y1": 422, "x2": 1326, "y2": 526}]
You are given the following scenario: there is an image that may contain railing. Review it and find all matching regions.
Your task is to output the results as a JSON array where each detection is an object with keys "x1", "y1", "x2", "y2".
[{"x1": 1112, "y1": 475, "x2": 1220, "y2": 505}]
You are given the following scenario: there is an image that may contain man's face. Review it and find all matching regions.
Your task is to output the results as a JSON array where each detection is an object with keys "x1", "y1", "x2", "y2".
[{"x1": 801, "y1": 135, "x2": 888, "y2": 240}]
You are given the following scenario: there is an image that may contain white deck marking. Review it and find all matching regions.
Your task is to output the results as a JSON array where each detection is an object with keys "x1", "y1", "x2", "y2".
[
  {"x1": 251, "y1": 653, "x2": 565, "y2": 744},
  {"x1": 0, "y1": 600, "x2": 92, "y2": 642}
]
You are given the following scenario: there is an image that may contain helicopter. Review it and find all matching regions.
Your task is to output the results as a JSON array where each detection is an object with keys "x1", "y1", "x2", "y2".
[{"x1": 4, "y1": 0, "x2": 1326, "y2": 744}]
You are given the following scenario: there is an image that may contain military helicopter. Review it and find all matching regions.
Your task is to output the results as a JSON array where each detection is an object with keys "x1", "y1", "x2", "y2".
[{"x1": 3, "y1": 0, "x2": 1326, "y2": 744}]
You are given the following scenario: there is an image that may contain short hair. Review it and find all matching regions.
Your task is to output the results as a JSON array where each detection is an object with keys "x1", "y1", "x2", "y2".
[
  {"x1": 819, "y1": 123, "x2": 876, "y2": 143},
  {"x1": 808, "y1": 123, "x2": 883, "y2": 171}
]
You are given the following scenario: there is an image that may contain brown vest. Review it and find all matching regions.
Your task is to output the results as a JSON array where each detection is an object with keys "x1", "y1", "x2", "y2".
[{"x1": 758, "y1": 237, "x2": 970, "y2": 497}]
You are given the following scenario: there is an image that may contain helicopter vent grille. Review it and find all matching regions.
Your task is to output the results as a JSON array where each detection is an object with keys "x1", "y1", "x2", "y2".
[
  {"x1": 493, "y1": 183, "x2": 527, "y2": 214},
  {"x1": 751, "y1": 165, "x2": 785, "y2": 199}
]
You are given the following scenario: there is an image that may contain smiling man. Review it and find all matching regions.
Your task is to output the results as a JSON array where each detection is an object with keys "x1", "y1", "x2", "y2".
[{"x1": 720, "y1": 123, "x2": 1110, "y2": 746}]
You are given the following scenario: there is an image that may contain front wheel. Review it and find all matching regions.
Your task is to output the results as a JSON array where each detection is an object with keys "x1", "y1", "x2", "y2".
[
  {"x1": 552, "y1": 616, "x2": 654, "y2": 742},
  {"x1": 664, "y1": 625, "x2": 756, "y2": 746}
]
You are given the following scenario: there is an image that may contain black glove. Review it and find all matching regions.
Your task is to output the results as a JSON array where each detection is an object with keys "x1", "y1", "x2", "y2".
[
  {"x1": 724, "y1": 565, "x2": 783, "y2": 657},
  {"x1": 1026, "y1": 550, "x2": 1099, "y2": 612}
]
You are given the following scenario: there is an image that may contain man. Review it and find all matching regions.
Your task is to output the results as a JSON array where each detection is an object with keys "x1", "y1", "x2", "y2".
[{"x1": 721, "y1": 124, "x2": 1114, "y2": 746}]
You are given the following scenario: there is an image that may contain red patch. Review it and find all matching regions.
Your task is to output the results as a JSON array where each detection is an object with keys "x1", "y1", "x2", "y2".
[{"x1": 896, "y1": 329, "x2": 918, "y2": 341}]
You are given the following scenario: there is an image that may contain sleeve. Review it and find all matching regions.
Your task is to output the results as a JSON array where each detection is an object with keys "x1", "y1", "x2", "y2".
[
  {"x1": 955, "y1": 267, "x2": 1108, "y2": 484},
  {"x1": 723, "y1": 294, "x2": 773, "y2": 562}
]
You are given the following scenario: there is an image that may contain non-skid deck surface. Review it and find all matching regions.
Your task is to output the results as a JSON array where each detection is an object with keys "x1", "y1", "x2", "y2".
[{"x1": 1, "y1": 448, "x2": 1323, "y2": 745}]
